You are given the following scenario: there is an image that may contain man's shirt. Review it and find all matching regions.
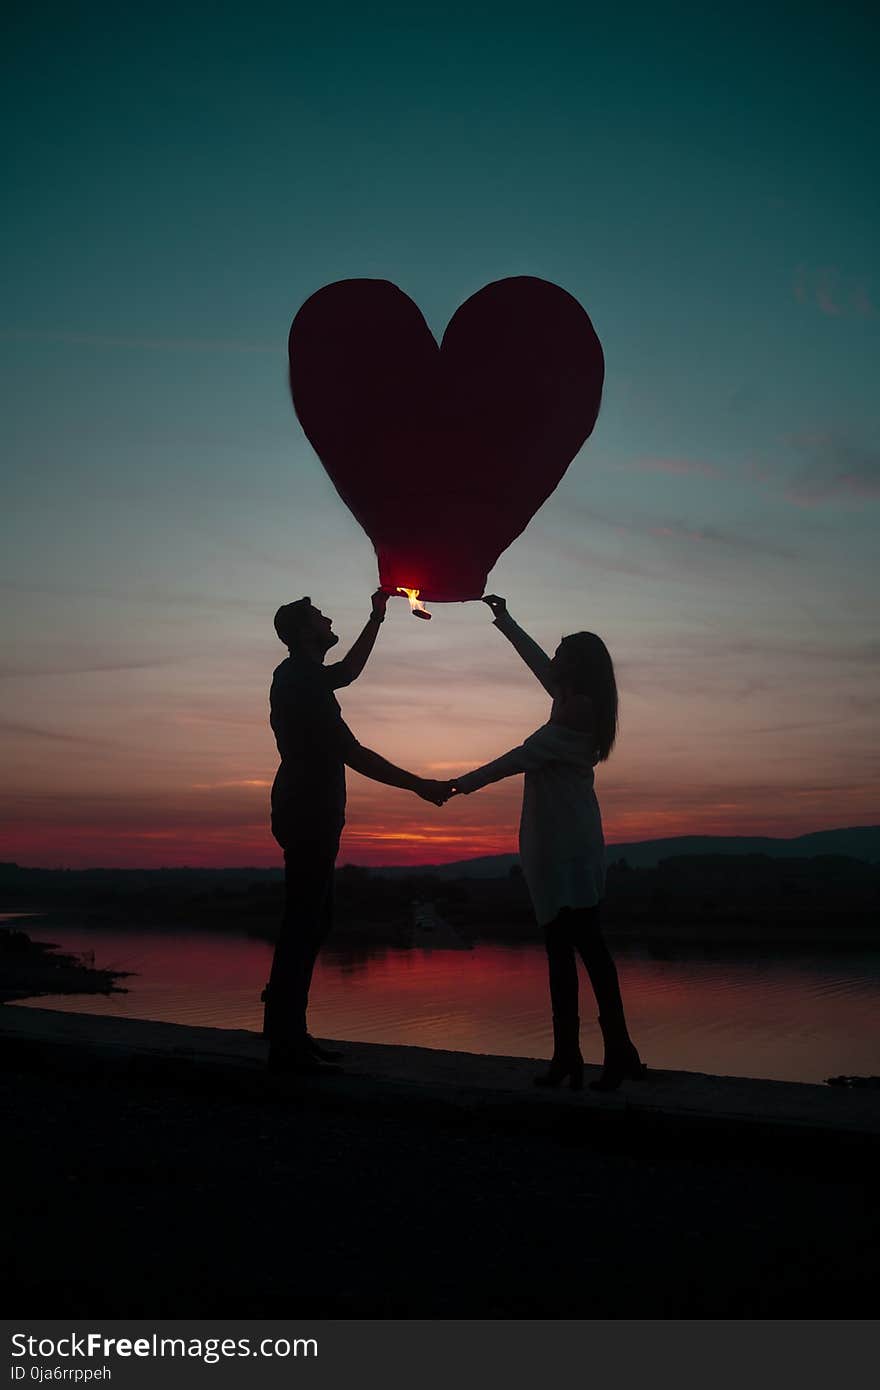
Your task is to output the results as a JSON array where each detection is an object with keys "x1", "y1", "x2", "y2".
[{"x1": 269, "y1": 655, "x2": 358, "y2": 832}]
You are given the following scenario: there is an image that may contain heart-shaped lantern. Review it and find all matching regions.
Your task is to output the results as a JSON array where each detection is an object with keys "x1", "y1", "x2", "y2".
[{"x1": 288, "y1": 276, "x2": 604, "y2": 602}]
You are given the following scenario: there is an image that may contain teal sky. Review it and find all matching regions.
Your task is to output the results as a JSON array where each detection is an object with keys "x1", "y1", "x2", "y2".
[{"x1": 2, "y1": 1, "x2": 877, "y2": 867}]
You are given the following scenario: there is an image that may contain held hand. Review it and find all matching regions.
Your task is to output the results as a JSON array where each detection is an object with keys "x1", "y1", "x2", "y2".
[
  {"x1": 482, "y1": 594, "x2": 507, "y2": 618},
  {"x1": 414, "y1": 778, "x2": 451, "y2": 807},
  {"x1": 435, "y1": 779, "x2": 461, "y2": 802},
  {"x1": 371, "y1": 589, "x2": 389, "y2": 621}
]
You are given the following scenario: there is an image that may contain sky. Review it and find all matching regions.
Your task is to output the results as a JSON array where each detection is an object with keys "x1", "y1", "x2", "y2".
[{"x1": 1, "y1": 0, "x2": 878, "y2": 869}]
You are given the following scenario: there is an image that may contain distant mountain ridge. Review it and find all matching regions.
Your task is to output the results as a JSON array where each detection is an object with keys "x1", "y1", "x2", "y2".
[
  {"x1": 0, "y1": 826, "x2": 877, "y2": 884},
  {"x1": 370, "y1": 826, "x2": 880, "y2": 878},
  {"x1": 2, "y1": 827, "x2": 877, "y2": 939}
]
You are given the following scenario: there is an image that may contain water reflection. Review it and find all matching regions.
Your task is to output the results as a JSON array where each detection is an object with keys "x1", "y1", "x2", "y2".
[{"x1": 6, "y1": 919, "x2": 880, "y2": 1084}]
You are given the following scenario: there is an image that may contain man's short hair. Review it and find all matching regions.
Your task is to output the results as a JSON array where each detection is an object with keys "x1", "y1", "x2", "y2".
[{"x1": 274, "y1": 597, "x2": 313, "y2": 648}]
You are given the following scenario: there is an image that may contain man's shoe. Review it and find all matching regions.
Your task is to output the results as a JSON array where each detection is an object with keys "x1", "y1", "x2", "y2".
[
  {"x1": 307, "y1": 1034, "x2": 344, "y2": 1062},
  {"x1": 268, "y1": 1041, "x2": 343, "y2": 1076}
]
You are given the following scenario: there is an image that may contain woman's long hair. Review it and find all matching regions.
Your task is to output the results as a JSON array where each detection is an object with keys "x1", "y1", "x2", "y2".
[{"x1": 557, "y1": 632, "x2": 618, "y2": 761}]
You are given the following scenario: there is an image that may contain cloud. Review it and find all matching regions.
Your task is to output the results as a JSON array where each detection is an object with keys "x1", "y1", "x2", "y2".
[
  {"x1": 559, "y1": 504, "x2": 792, "y2": 561},
  {"x1": 783, "y1": 434, "x2": 880, "y2": 505},
  {"x1": 793, "y1": 265, "x2": 874, "y2": 318},
  {"x1": 634, "y1": 630, "x2": 880, "y2": 668},
  {"x1": 644, "y1": 519, "x2": 794, "y2": 558},
  {"x1": 0, "y1": 329, "x2": 278, "y2": 354},
  {"x1": 627, "y1": 457, "x2": 721, "y2": 478},
  {"x1": 0, "y1": 719, "x2": 110, "y2": 745},
  {"x1": 189, "y1": 779, "x2": 272, "y2": 790},
  {"x1": 124, "y1": 586, "x2": 267, "y2": 615},
  {"x1": 0, "y1": 660, "x2": 165, "y2": 680},
  {"x1": 613, "y1": 630, "x2": 880, "y2": 707},
  {"x1": 0, "y1": 578, "x2": 267, "y2": 617}
]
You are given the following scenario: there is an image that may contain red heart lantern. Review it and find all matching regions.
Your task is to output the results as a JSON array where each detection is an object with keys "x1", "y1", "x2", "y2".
[{"x1": 288, "y1": 276, "x2": 604, "y2": 602}]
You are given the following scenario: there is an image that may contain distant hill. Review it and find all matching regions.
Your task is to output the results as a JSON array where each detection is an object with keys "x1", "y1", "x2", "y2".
[
  {"x1": 2, "y1": 831, "x2": 877, "y2": 940},
  {"x1": 371, "y1": 826, "x2": 880, "y2": 878},
  {"x1": 612, "y1": 825, "x2": 880, "y2": 869},
  {"x1": 0, "y1": 828, "x2": 877, "y2": 895},
  {"x1": 372, "y1": 853, "x2": 520, "y2": 880}
]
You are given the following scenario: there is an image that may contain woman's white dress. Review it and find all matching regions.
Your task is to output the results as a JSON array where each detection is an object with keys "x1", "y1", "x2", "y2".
[{"x1": 455, "y1": 722, "x2": 605, "y2": 928}]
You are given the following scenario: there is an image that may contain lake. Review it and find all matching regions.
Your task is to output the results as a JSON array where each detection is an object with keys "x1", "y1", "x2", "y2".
[{"x1": 5, "y1": 916, "x2": 879, "y2": 1084}]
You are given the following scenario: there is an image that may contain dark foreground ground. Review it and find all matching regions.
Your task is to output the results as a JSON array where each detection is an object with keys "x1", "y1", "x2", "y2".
[{"x1": 4, "y1": 1047, "x2": 878, "y2": 1318}]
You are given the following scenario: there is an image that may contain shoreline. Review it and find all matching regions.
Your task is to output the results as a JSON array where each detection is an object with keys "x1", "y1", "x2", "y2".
[
  {"x1": 0, "y1": 922, "x2": 129, "y2": 1006},
  {"x1": 4, "y1": 908, "x2": 879, "y2": 948},
  {"x1": 5, "y1": 1004, "x2": 880, "y2": 1145}
]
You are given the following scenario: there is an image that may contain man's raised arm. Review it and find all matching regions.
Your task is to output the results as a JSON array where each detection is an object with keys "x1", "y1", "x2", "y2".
[
  {"x1": 327, "y1": 590, "x2": 388, "y2": 689},
  {"x1": 482, "y1": 595, "x2": 556, "y2": 696}
]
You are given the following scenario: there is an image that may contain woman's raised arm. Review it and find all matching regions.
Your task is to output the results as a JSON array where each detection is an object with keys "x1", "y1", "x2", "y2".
[{"x1": 482, "y1": 595, "x2": 556, "y2": 696}]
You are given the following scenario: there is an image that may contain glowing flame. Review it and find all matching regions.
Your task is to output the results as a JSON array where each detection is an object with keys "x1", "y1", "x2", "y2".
[{"x1": 397, "y1": 586, "x2": 432, "y2": 620}]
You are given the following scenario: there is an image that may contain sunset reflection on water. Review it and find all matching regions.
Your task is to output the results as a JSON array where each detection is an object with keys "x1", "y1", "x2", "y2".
[{"x1": 7, "y1": 920, "x2": 880, "y2": 1085}]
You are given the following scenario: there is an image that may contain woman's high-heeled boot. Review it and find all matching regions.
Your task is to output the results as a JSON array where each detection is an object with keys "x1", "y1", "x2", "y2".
[
  {"x1": 589, "y1": 1014, "x2": 646, "y2": 1092},
  {"x1": 534, "y1": 1015, "x2": 584, "y2": 1091}
]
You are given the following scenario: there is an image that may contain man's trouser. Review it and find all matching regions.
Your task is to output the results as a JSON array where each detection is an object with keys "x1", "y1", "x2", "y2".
[{"x1": 263, "y1": 815, "x2": 343, "y2": 1044}]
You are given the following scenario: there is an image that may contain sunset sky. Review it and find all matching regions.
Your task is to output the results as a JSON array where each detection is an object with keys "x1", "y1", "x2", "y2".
[{"x1": 2, "y1": 2, "x2": 877, "y2": 869}]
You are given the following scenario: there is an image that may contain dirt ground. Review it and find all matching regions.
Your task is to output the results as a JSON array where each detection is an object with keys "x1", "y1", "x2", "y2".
[{"x1": 4, "y1": 1051, "x2": 878, "y2": 1318}]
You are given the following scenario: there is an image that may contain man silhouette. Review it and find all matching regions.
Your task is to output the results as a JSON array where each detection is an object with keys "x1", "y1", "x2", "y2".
[{"x1": 263, "y1": 590, "x2": 444, "y2": 1073}]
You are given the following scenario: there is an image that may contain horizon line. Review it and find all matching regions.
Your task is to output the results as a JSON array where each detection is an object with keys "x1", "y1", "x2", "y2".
[{"x1": 2, "y1": 823, "x2": 877, "y2": 875}]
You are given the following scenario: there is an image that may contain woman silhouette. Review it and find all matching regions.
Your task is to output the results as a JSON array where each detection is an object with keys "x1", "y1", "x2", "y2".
[{"x1": 447, "y1": 595, "x2": 645, "y2": 1092}]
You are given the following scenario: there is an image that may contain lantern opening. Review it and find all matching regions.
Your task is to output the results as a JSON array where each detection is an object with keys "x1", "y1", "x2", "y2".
[{"x1": 397, "y1": 586, "x2": 432, "y2": 620}]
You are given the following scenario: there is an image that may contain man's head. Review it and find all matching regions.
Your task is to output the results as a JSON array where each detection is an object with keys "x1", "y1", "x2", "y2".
[{"x1": 273, "y1": 598, "x2": 338, "y2": 657}]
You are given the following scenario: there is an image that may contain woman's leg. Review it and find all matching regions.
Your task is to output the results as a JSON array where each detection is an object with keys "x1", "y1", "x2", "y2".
[
  {"x1": 536, "y1": 911, "x2": 584, "y2": 1087},
  {"x1": 543, "y1": 912, "x2": 580, "y2": 1033},
  {"x1": 570, "y1": 905, "x2": 630, "y2": 1038},
  {"x1": 570, "y1": 904, "x2": 644, "y2": 1088}
]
